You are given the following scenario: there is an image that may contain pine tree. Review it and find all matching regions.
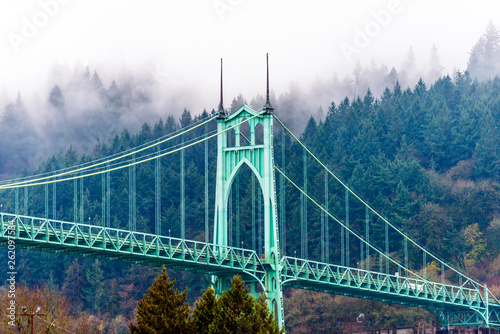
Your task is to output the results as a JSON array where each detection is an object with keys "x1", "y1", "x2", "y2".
[
  {"x1": 129, "y1": 267, "x2": 190, "y2": 334},
  {"x1": 468, "y1": 21, "x2": 500, "y2": 80},
  {"x1": 251, "y1": 294, "x2": 282, "y2": 334},
  {"x1": 48, "y1": 84, "x2": 65, "y2": 109},
  {"x1": 61, "y1": 259, "x2": 86, "y2": 312},
  {"x1": 230, "y1": 93, "x2": 246, "y2": 113},
  {"x1": 427, "y1": 44, "x2": 444, "y2": 83},
  {"x1": 210, "y1": 275, "x2": 283, "y2": 333},
  {"x1": 211, "y1": 275, "x2": 254, "y2": 333},
  {"x1": 91, "y1": 70, "x2": 104, "y2": 90},
  {"x1": 191, "y1": 286, "x2": 217, "y2": 333},
  {"x1": 83, "y1": 259, "x2": 105, "y2": 314},
  {"x1": 179, "y1": 108, "x2": 193, "y2": 128}
]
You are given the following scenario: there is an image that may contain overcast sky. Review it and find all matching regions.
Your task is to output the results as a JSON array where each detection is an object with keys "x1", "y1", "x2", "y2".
[{"x1": 1, "y1": 0, "x2": 499, "y2": 112}]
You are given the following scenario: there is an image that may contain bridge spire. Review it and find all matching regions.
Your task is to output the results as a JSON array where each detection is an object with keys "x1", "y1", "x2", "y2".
[
  {"x1": 264, "y1": 53, "x2": 274, "y2": 114},
  {"x1": 217, "y1": 58, "x2": 226, "y2": 118},
  {"x1": 213, "y1": 60, "x2": 283, "y2": 327}
]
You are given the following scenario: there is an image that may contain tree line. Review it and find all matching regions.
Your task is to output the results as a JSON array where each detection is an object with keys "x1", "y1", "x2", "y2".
[{"x1": 2, "y1": 22, "x2": 500, "y2": 332}]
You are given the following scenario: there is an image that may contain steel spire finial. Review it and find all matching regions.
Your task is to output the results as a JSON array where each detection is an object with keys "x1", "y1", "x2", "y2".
[
  {"x1": 217, "y1": 58, "x2": 226, "y2": 118},
  {"x1": 264, "y1": 53, "x2": 274, "y2": 114}
]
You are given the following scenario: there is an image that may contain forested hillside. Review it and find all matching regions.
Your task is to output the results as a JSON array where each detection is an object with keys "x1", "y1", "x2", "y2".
[
  {"x1": 2, "y1": 70, "x2": 500, "y2": 332},
  {"x1": 2, "y1": 22, "x2": 500, "y2": 333}
]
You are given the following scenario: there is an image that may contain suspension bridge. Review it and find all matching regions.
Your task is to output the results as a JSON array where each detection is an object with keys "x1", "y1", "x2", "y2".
[{"x1": 1, "y1": 56, "x2": 500, "y2": 331}]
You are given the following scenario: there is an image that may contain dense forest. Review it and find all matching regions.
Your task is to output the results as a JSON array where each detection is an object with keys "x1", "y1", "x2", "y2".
[{"x1": 2, "y1": 22, "x2": 500, "y2": 333}]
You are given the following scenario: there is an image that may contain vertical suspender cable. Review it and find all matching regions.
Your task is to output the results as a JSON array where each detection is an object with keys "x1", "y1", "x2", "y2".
[
  {"x1": 341, "y1": 205, "x2": 345, "y2": 267},
  {"x1": 360, "y1": 227, "x2": 364, "y2": 270},
  {"x1": 15, "y1": 188, "x2": 19, "y2": 215},
  {"x1": 365, "y1": 206, "x2": 369, "y2": 270},
  {"x1": 405, "y1": 237, "x2": 409, "y2": 277},
  {"x1": 129, "y1": 154, "x2": 137, "y2": 231},
  {"x1": 258, "y1": 186, "x2": 262, "y2": 254},
  {"x1": 204, "y1": 123, "x2": 209, "y2": 244},
  {"x1": 102, "y1": 172, "x2": 105, "y2": 226},
  {"x1": 229, "y1": 188, "x2": 233, "y2": 246},
  {"x1": 73, "y1": 179, "x2": 77, "y2": 223},
  {"x1": 24, "y1": 187, "x2": 28, "y2": 216},
  {"x1": 107, "y1": 162, "x2": 110, "y2": 228},
  {"x1": 345, "y1": 187, "x2": 349, "y2": 268},
  {"x1": 80, "y1": 173, "x2": 83, "y2": 224},
  {"x1": 385, "y1": 220, "x2": 389, "y2": 274},
  {"x1": 45, "y1": 184, "x2": 48, "y2": 219},
  {"x1": 156, "y1": 145, "x2": 161, "y2": 235},
  {"x1": 280, "y1": 127, "x2": 286, "y2": 256},
  {"x1": 441, "y1": 262, "x2": 445, "y2": 284},
  {"x1": 133, "y1": 154, "x2": 136, "y2": 231},
  {"x1": 52, "y1": 182, "x2": 56, "y2": 220},
  {"x1": 325, "y1": 169, "x2": 329, "y2": 263},
  {"x1": 236, "y1": 174, "x2": 240, "y2": 247},
  {"x1": 321, "y1": 209, "x2": 325, "y2": 262},
  {"x1": 300, "y1": 178, "x2": 304, "y2": 258},
  {"x1": 252, "y1": 174, "x2": 256, "y2": 251},
  {"x1": 423, "y1": 250, "x2": 427, "y2": 280},
  {"x1": 181, "y1": 134, "x2": 185, "y2": 239},
  {"x1": 302, "y1": 147, "x2": 308, "y2": 259},
  {"x1": 129, "y1": 158, "x2": 133, "y2": 231},
  {"x1": 379, "y1": 249, "x2": 383, "y2": 273}
]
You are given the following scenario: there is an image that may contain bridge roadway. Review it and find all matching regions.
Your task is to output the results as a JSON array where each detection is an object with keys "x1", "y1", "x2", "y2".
[{"x1": 1, "y1": 213, "x2": 499, "y2": 328}]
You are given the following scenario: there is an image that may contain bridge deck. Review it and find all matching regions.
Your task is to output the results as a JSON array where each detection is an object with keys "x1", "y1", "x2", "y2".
[{"x1": 1, "y1": 213, "x2": 499, "y2": 328}]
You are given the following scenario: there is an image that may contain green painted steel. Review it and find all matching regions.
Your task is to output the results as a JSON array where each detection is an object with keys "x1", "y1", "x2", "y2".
[
  {"x1": 205, "y1": 123, "x2": 209, "y2": 244},
  {"x1": 2, "y1": 100, "x2": 500, "y2": 329},
  {"x1": 155, "y1": 145, "x2": 161, "y2": 235},
  {"x1": 281, "y1": 256, "x2": 500, "y2": 329},
  {"x1": 280, "y1": 127, "x2": 286, "y2": 256},
  {"x1": 24, "y1": 187, "x2": 28, "y2": 216},
  {"x1": 181, "y1": 134, "x2": 185, "y2": 239},
  {"x1": 0, "y1": 213, "x2": 267, "y2": 285},
  {"x1": 213, "y1": 104, "x2": 284, "y2": 328},
  {"x1": 2, "y1": 212, "x2": 499, "y2": 328}
]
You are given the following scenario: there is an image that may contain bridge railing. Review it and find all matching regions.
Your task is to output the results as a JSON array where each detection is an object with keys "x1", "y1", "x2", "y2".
[
  {"x1": 281, "y1": 256, "x2": 491, "y2": 310},
  {"x1": 3, "y1": 212, "x2": 499, "y2": 318},
  {"x1": 0, "y1": 213, "x2": 267, "y2": 280}
]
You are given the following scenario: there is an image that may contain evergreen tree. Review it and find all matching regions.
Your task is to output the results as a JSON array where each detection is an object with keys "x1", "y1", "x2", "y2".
[
  {"x1": 179, "y1": 108, "x2": 193, "y2": 128},
  {"x1": 91, "y1": 70, "x2": 104, "y2": 90},
  {"x1": 61, "y1": 259, "x2": 86, "y2": 312},
  {"x1": 191, "y1": 286, "x2": 217, "y2": 333},
  {"x1": 83, "y1": 259, "x2": 105, "y2": 314},
  {"x1": 468, "y1": 21, "x2": 500, "y2": 80},
  {"x1": 48, "y1": 84, "x2": 65, "y2": 109},
  {"x1": 400, "y1": 47, "x2": 418, "y2": 88},
  {"x1": 129, "y1": 267, "x2": 190, "y2": 334},
  {"x1": 427, "y1": 44, "x2": 444, "y2": 83},
  {"x1": 210, "y1": 275, "x2": 282, "y2": 333},
  {"x1": 212, "y1": 275, "x2": 255, "y2": 332},
  {"x1": 230, "y1": 93, "x2": 246, "y2": 113}
]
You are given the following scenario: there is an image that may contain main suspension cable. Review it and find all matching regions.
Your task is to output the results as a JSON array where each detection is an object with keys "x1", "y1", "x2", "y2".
[
  {"x1": 0, "y1": 115, "x2": 216, "y2": 188},
  {"x1": 274, "y1": 114, "x2": 488, "y2": 292},
  {"x1": 0, "y1": 112, "x2": 264, "y2": 189}
]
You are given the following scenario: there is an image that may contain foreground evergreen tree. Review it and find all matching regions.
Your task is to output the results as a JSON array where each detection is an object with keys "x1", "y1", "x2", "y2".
[
  {"x1": 129, "y1": 267, "x2": 190, "y2": 334},
  {"x1": 191, "y1": 286, "x2": 217, "y2": 333},
  {"x1": 131, "y1": 272, "x2": 282, "y2": 333},
  {"x1": 211, "y1": 275, "x2": 283, "y2": 334}
]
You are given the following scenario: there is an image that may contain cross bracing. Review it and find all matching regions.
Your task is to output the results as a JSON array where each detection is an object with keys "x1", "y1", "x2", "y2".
[{"x1": 1, "y1": 212, "x2": 499, "y2": 328}]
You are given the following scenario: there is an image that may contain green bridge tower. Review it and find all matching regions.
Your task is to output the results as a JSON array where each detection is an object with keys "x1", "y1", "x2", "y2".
[{"x1": 212, "y1": 55, "x2": 284, "y2": 328}]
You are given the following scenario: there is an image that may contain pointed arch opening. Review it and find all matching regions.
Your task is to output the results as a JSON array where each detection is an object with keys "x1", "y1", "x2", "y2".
[
  {"x1": 239, "y1": 118, "x2": 251, "y2": 147},
  {"x1": 227, "y1": 128, "x2": 236, "y2": 148},
  {"x1": 226, "y1": 163, "x2": 265, "y2": 255},
  {"x1": 255, "y1": 122, "x2": 264, "y2": 145}
]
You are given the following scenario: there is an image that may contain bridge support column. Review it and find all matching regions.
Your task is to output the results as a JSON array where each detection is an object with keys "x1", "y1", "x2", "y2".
[{"x1": 212, "y1": 105, "x2": 284, "y2": 329}]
